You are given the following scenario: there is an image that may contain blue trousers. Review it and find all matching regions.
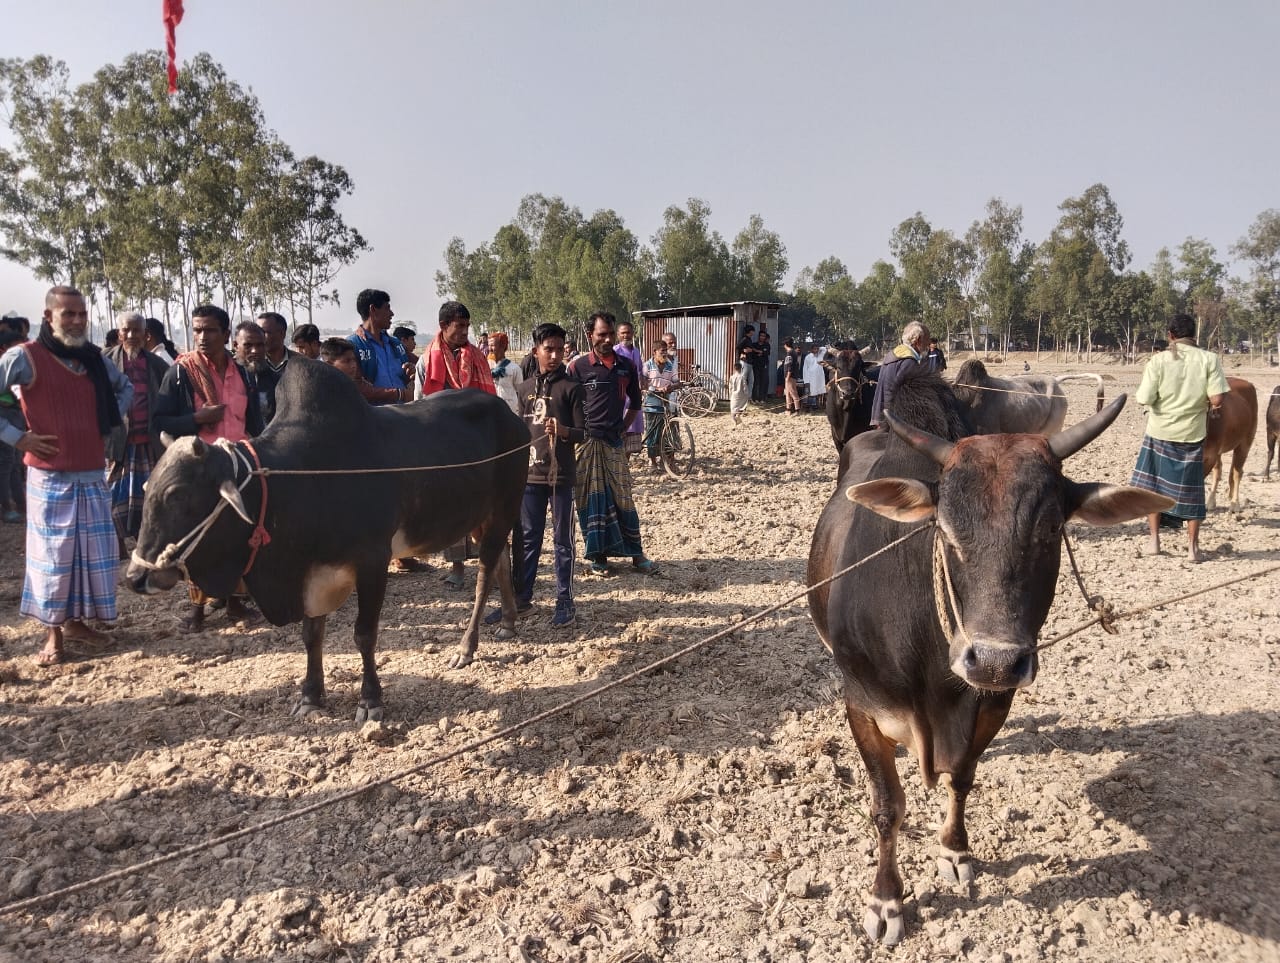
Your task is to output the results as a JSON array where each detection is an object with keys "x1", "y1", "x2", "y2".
[{"x1": 519, "y1": 483, "x2": 575, "y2": 604}]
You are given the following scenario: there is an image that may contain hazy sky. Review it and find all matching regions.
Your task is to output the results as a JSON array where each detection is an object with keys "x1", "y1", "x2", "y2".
[{"x1": 2, "y1": 0, "x2": 1276, "y2": 333}]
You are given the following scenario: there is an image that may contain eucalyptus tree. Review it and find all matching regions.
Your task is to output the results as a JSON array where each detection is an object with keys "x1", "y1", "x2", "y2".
[
  {"x1": 651, "y1": 198, "x2": 735, "y2": 307},
  {"x1": 967, "y1": 198, "x2": 1034, "y2": 353},
  {"x1": 794, "y1": 256, "x2": 858, "y2": 341},
  {"x1": 1231, "y1": 209, "x2": 1280, "y2": 357},
  {"x1": 1174, "y1": 237, "x2": 1225, "y2": 342},
  {"x1": 889, "y1": 213, "x2": 971, "y2": 345},
  {"x1": 731, "y1": 214, "x2": 788, "y2": 302}
]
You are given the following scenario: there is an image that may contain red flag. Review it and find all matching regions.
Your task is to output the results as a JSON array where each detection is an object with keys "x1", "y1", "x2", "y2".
[{"x1": 164, "y1": 0, "x2": 185, "y2": 94}]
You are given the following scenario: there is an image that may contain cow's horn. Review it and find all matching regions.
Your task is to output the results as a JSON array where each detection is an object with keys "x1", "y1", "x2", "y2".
[
  {"x1": 192, "y1": 437, "x2": 208, "y2": 457},
  {"x1": 884, "y1": 412, "x2": 955, "y2": 466},
  {"x1": 160, "y1": 431, "x2": 176, "y2": 449},
  {"x1": 1048, "y1": 393, "x2": 1128, "y2": 461},
  {"x1": 218, "y1": 480, "x2": 254, "y2": 525}
]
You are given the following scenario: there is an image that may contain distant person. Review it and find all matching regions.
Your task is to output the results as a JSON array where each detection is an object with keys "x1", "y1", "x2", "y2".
[
  {"x1": 567, "y1": 311, "x2": 657, "y2": 576},
  {"x1": 103, "y1": 311, "x2": 171, "y2": 545},
  {"x1": 103, "y1": 329, "x2": 119, "y2": 349},
  {"x1": 802, "y1": 343, "x2": 827, "y2": 411},
  {"x1": 1129, "y1": 313, "x2": 1229, "y2": 562},
  {"x1": 641, "y1": 341, "x2": 678, "y2": 468},
  {"x1": 0, "y1": 322, "x2": 29, "y2": 522},
  {"x1": 729, "y1": 357, "x2": 752, "y2": 424},
  {"x1": 614, "y1": 319, "x2": 645, "y2": 457},
  {"x1": 484, "y1": 322, "x2": 586, "y2": 629},
  {"x1": 234, "y1": 321, "x2": 278, "y2": 426},
  {"x1": 488, "y1": 332, "x2": 525, "y2": 416},
  {"x1": 292, "y1": 323, "x2": 322, "y2": 359},
  {"x1": 926, "y1": 337, "x2": 947, "y2": 373},
  {"x1": 418, "y1": 301, "x2": 497, "y2": 586},
  {"x1": 870, "y1": 321, "x2": 930, "y2": 427},
  {"x1": 257, "y1": 312, "x2": 291, "y2": 374},
  {"x1": 321, "y1": 337, "x2": 408, "y2": 404},
  {"x1": 0, "y1": 287, "x2": 132, "y2": 665},
  {"x1": 753, "y1": 330, "x2": 772, "y2": 401},
  {"x1": 144, "y1": 317, "x2": 178, "y2": 365},
  {"x1": 781, "y1": 337, "x2": 802, "y2": 415},
  {"x1": 348, "y1": 288, "x2": 412, "y2": 402}
]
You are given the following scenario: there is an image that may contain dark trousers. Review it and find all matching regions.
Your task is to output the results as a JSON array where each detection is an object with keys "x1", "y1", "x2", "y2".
[
  {"x1": 751, "y1": 362, "x2": 769, "y2": 400},
  {"x1": 519, "y1": 483, "x2": 575, "y2": 604},
  {"x1": 0, "y1": 406, "x2": 26, "y2": 509}
]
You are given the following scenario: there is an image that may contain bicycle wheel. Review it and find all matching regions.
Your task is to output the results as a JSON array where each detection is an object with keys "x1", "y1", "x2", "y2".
[
  {"x1": 662, "y1": 418, "x2": 696, "y2": 478},
  {"x1": 679, "y1": 387, "x2": 715, "y2": 419}
]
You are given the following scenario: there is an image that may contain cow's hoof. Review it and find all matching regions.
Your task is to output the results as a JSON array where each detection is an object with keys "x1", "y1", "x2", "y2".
[
  {"x1": 494, "y1": 625, "x2": 517, "y2": 641},
  {"x1": 862, "y1": 896, "x2": 904, "y2": 946},
  {"x1": 291, "y1": 700, "x2": 324, "y2": 718},
  {"x1": 355, "y1": 704, "x2": 384, "y2": 723},
  {"x1": 937, "y1": 849, "x2": 976, "y2": 885},
  {"x1": 448, "y1": 651, "x2": 475, "y2": 670}
]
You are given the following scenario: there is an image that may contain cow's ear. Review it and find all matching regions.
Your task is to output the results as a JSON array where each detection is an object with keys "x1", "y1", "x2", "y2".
[
  {"x1": 846, "y1": 478, "x2": 936, "y2": 522},
  {"x1": 160, "y1": 431, "x2": 176, "y2": 449},
  {"x1": 1066, "y1": 482, "x2": 1174, "y2": 526},
  {"x1": 191, "y1": 437, "x2": 208, "y2": 458}
]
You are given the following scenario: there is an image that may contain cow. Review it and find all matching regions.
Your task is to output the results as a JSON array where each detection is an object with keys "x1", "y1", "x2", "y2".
[
  {"x1": 1203, "y1": 377, "x2": 1259, "y2": 510},
  {"x1": 822, "y1": 347, "x2": 878, "y2": 453},
  {"x1": 125, "y1": 358, "x2": 529, "y2": 720},
  {"x1": 1266, "y1": 385, "x2": 1280, "y2": 481},
  {"x1": 951, "y1": 359, "x2": 1105, "y2": 435},
  {"x1": 807, "y1": 368, "x2": 1171, "y2": 945}
]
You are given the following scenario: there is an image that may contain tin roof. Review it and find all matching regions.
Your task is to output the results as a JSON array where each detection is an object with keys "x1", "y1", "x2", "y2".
[{"x1": 632, "y1": 301, "x2": 784, "y2": 318}]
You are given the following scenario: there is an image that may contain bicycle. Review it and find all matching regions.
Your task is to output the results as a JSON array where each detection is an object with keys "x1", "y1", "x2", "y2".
[
  {"x1": 642, "y1": 388, "x2": 697, "y2": 479},
  {"x1": 673, "y1": 365, "x2": 716, "y2": 419}
]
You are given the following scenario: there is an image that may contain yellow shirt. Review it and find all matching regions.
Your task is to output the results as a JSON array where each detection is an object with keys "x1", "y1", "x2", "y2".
[{"x1": 1134, "y1": 343, "x2": 1229, "y2": 443}]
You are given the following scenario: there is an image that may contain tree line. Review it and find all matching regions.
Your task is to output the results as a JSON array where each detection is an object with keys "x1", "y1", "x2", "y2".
[
  {"x1": 440, "y1": 188, "x2": 1280, "y2": 360},
  {"x1": 0, "y1": 52, "x2": 367, "y2": 342}
]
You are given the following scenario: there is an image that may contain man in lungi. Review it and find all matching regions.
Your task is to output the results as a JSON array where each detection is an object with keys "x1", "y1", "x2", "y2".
[
  {"x1": 568, "y1": 312, "x2": 658, "y2": 576},
  {"x1": 417, "y1": 300, "x2": 496, "y2": 587},
  {"x1": 613, "y1": 319, "x2": 645, "y2": 458},
  {"x1": 104, "y1": 310, "x2": 172, "y2": 551},
  {"x1": 0, "y1": 287, "x2": 133, "y2": 665},
  {"x1": 154, "y1": 304, "x2": 264, "y2": 629},
  {"x1": 1129, "y1": 313, "x2": 1228, "y2": 561}
]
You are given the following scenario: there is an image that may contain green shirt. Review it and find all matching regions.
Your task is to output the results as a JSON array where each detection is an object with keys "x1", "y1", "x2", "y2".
[{"x1": 1134, "y1": 342, "x2": 1229, "y2": 443}]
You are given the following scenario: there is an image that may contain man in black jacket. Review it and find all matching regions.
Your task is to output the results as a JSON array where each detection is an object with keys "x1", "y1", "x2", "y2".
[
  {"x1": 104, "y1": 311, "x2": 173, "y2": 545},
  {"x1": 485, "y1": 322, "x2": 585, "y2": 628}
]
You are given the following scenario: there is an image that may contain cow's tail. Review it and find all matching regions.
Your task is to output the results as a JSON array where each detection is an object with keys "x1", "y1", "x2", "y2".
[
  {"x1": 1058, "y1": 374, "x2": 1105, "y2": 412},
  {"x1": 509, "y1": 514, "x2": 524, "y2": 603}
]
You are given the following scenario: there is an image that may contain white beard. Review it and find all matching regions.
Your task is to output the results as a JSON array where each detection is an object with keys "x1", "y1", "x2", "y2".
[{"x1": 52, "y1": 328, "x2": 88, "y2": 349}]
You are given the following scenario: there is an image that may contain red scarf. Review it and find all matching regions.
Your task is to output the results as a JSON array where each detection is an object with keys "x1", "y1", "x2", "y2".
[
  {"x1": 422, "y1": 333, "x2": 496, "y2": 396},
  {"x1": 176, "y1": 350, "x2": 223, "y2": 406}
]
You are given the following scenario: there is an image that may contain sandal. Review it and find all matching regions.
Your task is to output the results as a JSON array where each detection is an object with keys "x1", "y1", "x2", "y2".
[
  {"x1": 35, "y1": 648, "x2": 66, "y2": 667},
  {"x1": 631, "y1": 557, "x2": 659, "y2": 575},
  {"x1": 589, "y1": 560, "x2": 611, "y2": 576}
]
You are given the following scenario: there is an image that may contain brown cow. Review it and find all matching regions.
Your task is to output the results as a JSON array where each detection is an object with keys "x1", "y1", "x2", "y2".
[
  {"x1": 1264, "y1": 385, "x2": 1280, "y2": 481},
  {"x1": 1204, "y1": 377, "x2": 1258, "y2": 510}
]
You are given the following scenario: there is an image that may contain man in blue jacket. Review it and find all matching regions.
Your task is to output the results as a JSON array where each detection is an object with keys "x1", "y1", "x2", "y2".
[{"x1": 347, "y1": 289, "x2": 412, "y2": 402}]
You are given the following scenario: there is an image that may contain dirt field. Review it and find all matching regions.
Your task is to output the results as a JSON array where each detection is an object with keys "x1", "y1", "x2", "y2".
[{"x1": 1, "y1": 356, "x2": 1277, "y2": 962}]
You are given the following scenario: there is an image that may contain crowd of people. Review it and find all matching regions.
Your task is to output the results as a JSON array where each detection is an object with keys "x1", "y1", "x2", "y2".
[{"x1": 0, "y1": 288, "x2": 1229, "y2": 664}]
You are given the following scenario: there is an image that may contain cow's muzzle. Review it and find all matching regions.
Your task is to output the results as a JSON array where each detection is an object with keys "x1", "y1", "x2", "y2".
[
  {"x1": 125, "y1": 558, "x2": 182, "y2": 594},
  {"x1": 952, "y1": 639, "x2": 1038, "y2": 690}
]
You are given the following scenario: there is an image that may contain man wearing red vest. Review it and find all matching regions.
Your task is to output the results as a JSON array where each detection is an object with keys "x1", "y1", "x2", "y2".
[{"x1": 0, "y1": 287, "x2": 133, "y2": 666}]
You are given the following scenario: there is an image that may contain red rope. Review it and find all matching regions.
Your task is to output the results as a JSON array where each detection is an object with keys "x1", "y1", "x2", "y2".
[{"x1": 240, "y1": 439, "x2": 271, "y2": 576}]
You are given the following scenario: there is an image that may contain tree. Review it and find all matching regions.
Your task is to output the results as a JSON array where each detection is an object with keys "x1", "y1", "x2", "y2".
[
  {"x1": 967, "y1": 198, "x2": 1034, "y2": 352},
  {"x1": 1231, "y1": 210, "x2": 1280, "y2": 357},
  {"x1": 731, "y1": 214, "x2": 788, "y2": 302},
  {"x1": 794, "y1": 256, "x2": 857, "y2": 341},
  {"x1": 651, "y1": 198, "x2": 735, "y2": 306}
]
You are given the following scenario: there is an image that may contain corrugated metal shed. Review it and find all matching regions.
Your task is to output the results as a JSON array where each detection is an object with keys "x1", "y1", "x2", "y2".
[{"x1": 634, "y1": 301, "x2": 782, "y2": 399}]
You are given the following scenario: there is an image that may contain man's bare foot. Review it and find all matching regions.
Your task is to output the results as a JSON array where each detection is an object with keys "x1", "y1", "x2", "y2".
[
  {"x1": 1188, "y1": 547, "x2": 1204, "y2": 563},
  {"x1": 1141, "y1": 541, "x2": 1162, "y2": 556},
  {"x1": 36, "y1": 628, "x2": 65, "y2": 666},
  {"x1": 62, "y1": 619, "x2": 110, "y2": 649}
]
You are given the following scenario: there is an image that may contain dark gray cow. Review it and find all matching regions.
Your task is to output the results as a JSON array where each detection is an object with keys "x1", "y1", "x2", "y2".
[
  {"x1": 1265, "y1": 385, "x2": 1280, "y2": 481},
  {"x1": 952, "y1": 359, "x2": 1104, "y2": 435},
  {"x1": 808, "y1": 369, "x2": 1170, "y2": 944},
  {"x1": 126, "y1": 359, "x2": 529, "y2": 720}
]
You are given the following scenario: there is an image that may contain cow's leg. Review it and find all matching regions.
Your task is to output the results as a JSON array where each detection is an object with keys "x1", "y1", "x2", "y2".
[
  {"x1": 1206, "y1": 460, "x2": 1221, "y2": 511},
  {"x1": 353, "y1": 566, "x2": 387, "y2": 722},
  {"x1": 846, "y1": 706, "x2": 907, "y2": 946},
  {"x1": 936, "y1": 770, "x2": 976, "y2": 886},
  {"x1": 292, "y1": 615, "x2": 328, "y2": 718},
  {"x1": 451, "y1": 527, "x2": 516, "y2": 669},
  {"x1": 1228, "y1": 445, "x2": 1250, "y2": 509}
]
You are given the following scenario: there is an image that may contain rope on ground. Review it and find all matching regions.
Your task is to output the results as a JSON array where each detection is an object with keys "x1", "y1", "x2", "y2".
[{"x1": 0, "y1": 525, "x2": 933, "y2": 917}]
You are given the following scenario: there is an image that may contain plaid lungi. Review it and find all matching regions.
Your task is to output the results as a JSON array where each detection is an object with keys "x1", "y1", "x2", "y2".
[
  {"x1": 575, "y1": 437, "x2": 644, "y2": 560},
  {"x1": 624, "y1": 432, "x2": 644, "y2": 456},
  {"x1": 1130, "y1": 435, "x2": 1206, "y2": 521},
  {"x1": 22, "y1": 467, "x2": 118, "y2": 626},
  {"x1": 108, "y1": 441, "x2": 156, "y2": 540}
]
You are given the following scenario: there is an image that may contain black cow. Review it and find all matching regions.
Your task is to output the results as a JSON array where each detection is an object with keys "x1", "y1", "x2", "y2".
[
  {"x1": 822, "y1": 347, "x2": 878, "y2": 453},
  {"x1": 1266, "y1": 385, "x2": 1280, "y2": 481},
  {"x1": 952, "y1": 359, "x2": 1105, "y2": 434},
  {"x1": 126, "y1": 359, "x2": 529, "y2": 720},
  {"x1": 807, "y1": 369, "x2": 1171, "y2": 944}
]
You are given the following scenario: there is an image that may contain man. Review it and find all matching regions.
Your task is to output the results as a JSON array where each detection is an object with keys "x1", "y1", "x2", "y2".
[
  {"x1": 393, "y1": 325, "x2": 419, "y2": 366},
  {"x1": 0, "y1": 287, "x2": 132, "y2": 665},
  {"x1": 292, "y1": 323, "x2": 322, "y2": 359},
  {"x1": 614, "y1": 319, "x2": 645, "y2": 457},
  {"x1": 642, "y1": 342, "x2": 678, "y2": 467},
  {"x1": 926, "y1": 337, "x2": 947, "y2": 373},
  {"x1": 348, "y1": 289, "x2": 412, "y2": 402},
  {"x1": 144, "y1": 317, "x2": 178, "y2": 364},
  {"x1": 781, "y1": 337, "x2": 802, "y2": 415},
  {"x1": 155, "y1": 304, "x2": 264, "y2": 630},
  {"x1": 870, "y1": 321, "x2": 930, "y2": 427},
  {"x1": 802, "y1": 343, "x2": 827, "y2": 411},
  {"x1": 737, "y1": 324, "x2": 759, "y2": 398},
  {"x1": 320, "y1": 337, "x2": 406, "y2": 404},
  {"x1": 1129, "y1": 313, "x2": 1229, "y2": 561},
  {"x1": 660, "y1": 330, "x2": 681, "y2": 378},
  {"x1": 235, "y1": 320, "x2": 278, "y2": 426},
  {"x1": 568, "y1": 311, "x2": 657, "y2": 575},
  {"x1": 417, "y1": 300, "x2": 496, "y2": 585},
  {"x1": 104, "y1": 310, "x2": 172, "y2": 547},
  {"x1": 256, "y1": 311, "x2": 291, "y2": 374},
  {"x1": 752, "y1": 329, "x2": 772, "y2": 401},
  {"x1": 484, "y1": 322, "x2": 585, "y2": 629},
  {"x1": 0, "y1": 315, "x2": 30, "y2": 523}
]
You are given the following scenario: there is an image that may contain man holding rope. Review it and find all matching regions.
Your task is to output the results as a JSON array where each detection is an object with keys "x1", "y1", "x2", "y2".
[
  {"x1": 485, "y1": 322, "x2": 585, "y2": 628},
  {"x1": 1129, "y1": 313, "x2": 1228, "y2": 562}
]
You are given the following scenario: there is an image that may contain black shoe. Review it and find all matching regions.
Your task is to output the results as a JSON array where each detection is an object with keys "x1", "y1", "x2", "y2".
[
  {"x1": 483, "y1": 603, "x2": 532, "y2": 625},
  {"x1": 551, "y1": 600, "x2": 576, "y2": 627}
]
